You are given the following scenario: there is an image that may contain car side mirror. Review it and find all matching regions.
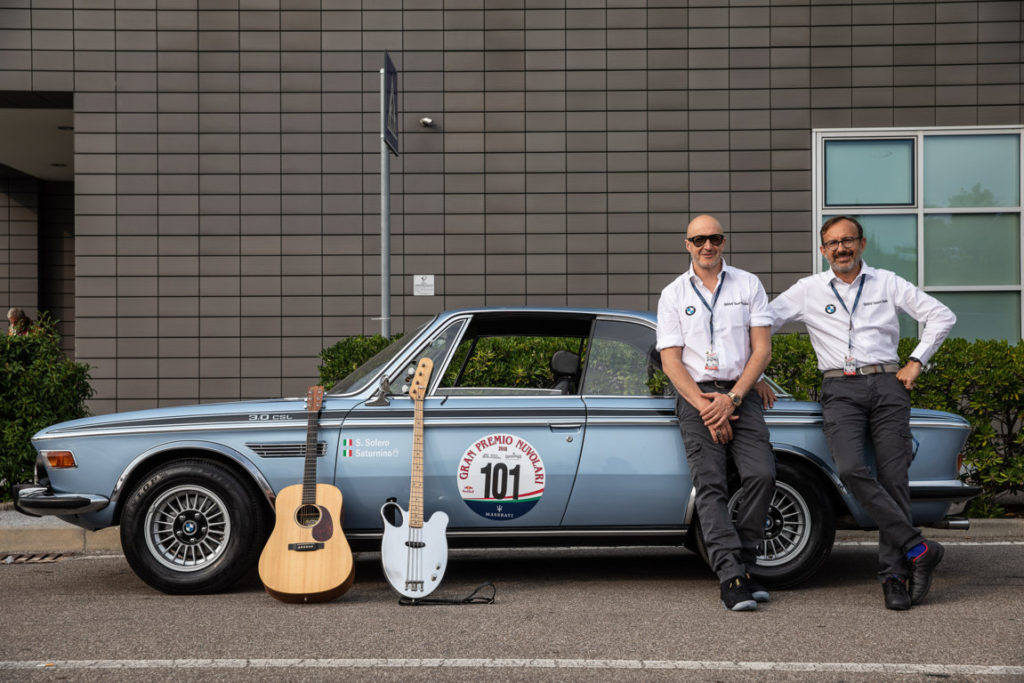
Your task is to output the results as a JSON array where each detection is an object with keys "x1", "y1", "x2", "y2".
[{"x1": 366, "y1": 376, "x2": 392, "y2": 407}]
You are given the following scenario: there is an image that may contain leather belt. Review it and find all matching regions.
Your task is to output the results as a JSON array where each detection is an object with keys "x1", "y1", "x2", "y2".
[
  {"x1": 698, "y1": 379, "x2": 738, "y2": 390},
  {"x1": 822, "y1": 363, "x2": 900, "y2": 379}
]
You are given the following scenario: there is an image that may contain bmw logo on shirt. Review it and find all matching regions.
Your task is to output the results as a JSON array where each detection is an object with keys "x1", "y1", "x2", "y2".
[
  {"x1": 825, "y1": 304, "x2": 836, "y2": 314},
  {"x1": 685, "y1": 305, "x2": 696, "y2": 316}
]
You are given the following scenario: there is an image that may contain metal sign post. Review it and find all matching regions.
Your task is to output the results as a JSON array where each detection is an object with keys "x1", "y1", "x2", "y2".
[{"x1": 380, "y1": 51, "x2": 399, "y2": 338}]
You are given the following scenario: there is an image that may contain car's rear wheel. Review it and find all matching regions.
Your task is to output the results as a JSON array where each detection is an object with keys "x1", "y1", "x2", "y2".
[
  {"x1": 693, "y1": 460, "x2": 835, "y2": 589},
  {"x1": 120, "y1": 458, "x2": 269, "y2": 594}
]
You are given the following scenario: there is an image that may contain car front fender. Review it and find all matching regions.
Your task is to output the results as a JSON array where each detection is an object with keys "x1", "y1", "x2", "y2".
[{"x1": 110, "y1": 440, "x2": 276, "y2": 519}]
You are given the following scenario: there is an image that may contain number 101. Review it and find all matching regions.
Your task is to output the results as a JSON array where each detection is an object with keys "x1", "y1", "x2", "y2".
[{"x1": 479, "y1": 463, "x2": 521, "y2": 500}]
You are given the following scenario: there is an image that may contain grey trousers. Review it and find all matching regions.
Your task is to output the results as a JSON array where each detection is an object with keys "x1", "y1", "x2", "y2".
[
  {"x1": 677, "y1": 384, "x2": 776, "y2": 583},
  {"x1": 821, "y1": 373, "x2": 925, "y2": 580}
]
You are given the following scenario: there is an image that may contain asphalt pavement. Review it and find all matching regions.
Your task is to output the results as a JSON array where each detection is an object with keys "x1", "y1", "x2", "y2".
[
  {"x1": 2, "y1": 503, "x2": 1022, "y2": 555},
  {"x1": 3, "y1": 537, "x2": 1024, "y2": 681}
]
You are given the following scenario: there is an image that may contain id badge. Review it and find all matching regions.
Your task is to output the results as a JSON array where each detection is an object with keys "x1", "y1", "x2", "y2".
[
  {"x1": 844, "y1": 355, "x2": 857, "y2": 376},
  {"x1": 705, "y1": 349, "x2": 720, "y2": 371}
]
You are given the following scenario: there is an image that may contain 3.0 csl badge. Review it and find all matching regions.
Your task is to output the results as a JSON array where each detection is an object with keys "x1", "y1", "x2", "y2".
[{"x1": 456, "y1": 433, "x2": 545, "y2": 521}]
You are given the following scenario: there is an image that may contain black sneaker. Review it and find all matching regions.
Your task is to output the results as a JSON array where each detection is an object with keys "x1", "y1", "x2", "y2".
[
  {"x1": 720, "y1": 576, "x2": 757, "y2": 611},
  {"x1": 745, "y1": 573, "x2": 771, "y2": 602},
  {"x1": 908, "y1": 540, "x2": 944, "y2": 605},
  {"x1": 882, "y1": 575, "x2": 911, "y2": 611}
]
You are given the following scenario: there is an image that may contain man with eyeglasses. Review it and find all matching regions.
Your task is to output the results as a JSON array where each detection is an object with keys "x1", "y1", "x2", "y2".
[
  {"x1": 656, "y1": 214, "x2": 776, "y2": 611},
  {"x1": 769, "y1": 215, "x2": 956, "y2": 610}
]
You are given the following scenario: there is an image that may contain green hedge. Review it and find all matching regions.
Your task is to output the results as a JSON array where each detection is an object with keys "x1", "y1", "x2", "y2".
[
  {"x1": 320, "y1": 334, "x2": 582, "y2": 390},
  {"x1": 318, "y1": 334, "x2": 394, "y2": 388},
  {"x1": 768, "y1": 333, "x2": 1023, "y2": 517},
  {"x1": 1, "y1": 318, "x2": 93, "y2": 500}
]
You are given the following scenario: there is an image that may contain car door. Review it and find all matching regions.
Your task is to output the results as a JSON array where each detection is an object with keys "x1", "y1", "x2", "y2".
[
  {"x1": 336, "y1": 313, "x2": 587, "y2": 532},
  {"x1": 563, "y1": 316, "x2": 692, "y2": 527}
]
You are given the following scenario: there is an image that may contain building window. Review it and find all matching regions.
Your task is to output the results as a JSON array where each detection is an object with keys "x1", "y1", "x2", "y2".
[{"x1": 814, "y1": 127, "x2": 1023, "y2": 342}]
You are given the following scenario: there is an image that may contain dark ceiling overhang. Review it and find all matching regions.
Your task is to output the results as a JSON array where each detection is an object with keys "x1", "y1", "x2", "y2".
[{"x1": 0, "y1": 91, "x2": 74, "y2": 183}]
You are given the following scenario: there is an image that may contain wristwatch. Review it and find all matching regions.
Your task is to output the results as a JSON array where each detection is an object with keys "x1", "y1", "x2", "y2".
[
  {"x1": 727, "y1": 391, "x2": 742, "y2": 408},
  {"x1": 908, "y1": 356, "x2": 922, "y2": 366}
]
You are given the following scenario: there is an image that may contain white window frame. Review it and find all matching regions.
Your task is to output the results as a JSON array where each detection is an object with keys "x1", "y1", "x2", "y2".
[{"x1": 812, "y1": 126, "x2": 1024, "y2": 340}]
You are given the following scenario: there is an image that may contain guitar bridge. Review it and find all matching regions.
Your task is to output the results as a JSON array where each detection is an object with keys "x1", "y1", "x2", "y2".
[
  {"x1": 288, "y1": 542, "x2": 324, "y2": 552},
  {"x1": 405, "y1": 580, "x2": 424, "y2": 591}
]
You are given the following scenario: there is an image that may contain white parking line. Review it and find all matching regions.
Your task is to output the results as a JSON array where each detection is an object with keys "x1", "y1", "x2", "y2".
[{"x1": 2, "y1": 658, "x2": 1022, "y2": 675}]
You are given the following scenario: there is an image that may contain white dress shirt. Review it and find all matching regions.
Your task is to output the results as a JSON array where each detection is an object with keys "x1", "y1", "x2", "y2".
[
  {"x1": 769, "y1": 262, "x2": 956, "y2": 372},
  {"x1": 656, "y1": 260, "x2": 772, "y2": 382}
]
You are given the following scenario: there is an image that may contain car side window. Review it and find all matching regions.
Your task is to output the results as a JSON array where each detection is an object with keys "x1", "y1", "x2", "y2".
[
  {"x1": 581, "y1": 320, "x2": 672, "y2": 397},
  {"x1": 437, "y1": 334, "x2": 586, "y2": 396}
]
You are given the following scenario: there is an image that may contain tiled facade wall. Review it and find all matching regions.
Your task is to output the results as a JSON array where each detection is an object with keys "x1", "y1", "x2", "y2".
[
  {"x1": 0, "y1": 0, "x2": 1021, "y2": 412},
  {"x1": 38, "y1": 181, "x2": 76, "y2": 355},
  {"x1": 0, "y1": 171, "x2": 39, "y2": 327}
]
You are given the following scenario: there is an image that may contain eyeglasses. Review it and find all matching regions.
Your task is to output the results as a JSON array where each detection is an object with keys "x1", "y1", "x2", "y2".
[
  {"x1": 822, "y1": 236, "x2": 861, "y2": 251},
  {"x1": 687, "y1": 234, "x2": 725, "y2": 247}
]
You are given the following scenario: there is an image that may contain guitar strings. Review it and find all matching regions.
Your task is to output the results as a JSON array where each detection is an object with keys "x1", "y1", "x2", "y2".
[{"x1": 406, "y1": 526, "x2": 421, "y2": 592}]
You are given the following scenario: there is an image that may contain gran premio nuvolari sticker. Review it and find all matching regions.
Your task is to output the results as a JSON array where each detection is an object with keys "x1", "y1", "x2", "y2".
[{"x1": 457, "y1": 433, "x2": 545, "y2": 520}]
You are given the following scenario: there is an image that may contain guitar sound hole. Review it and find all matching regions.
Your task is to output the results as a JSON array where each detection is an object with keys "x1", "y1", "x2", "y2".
[{"x1": 295, "y1": 504, "x2": 321, "y2": 528}]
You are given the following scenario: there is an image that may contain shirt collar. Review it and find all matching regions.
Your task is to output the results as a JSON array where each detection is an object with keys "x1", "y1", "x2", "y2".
[{"x1": 686, "y1": 258, "x2": 730, "y2": 286}]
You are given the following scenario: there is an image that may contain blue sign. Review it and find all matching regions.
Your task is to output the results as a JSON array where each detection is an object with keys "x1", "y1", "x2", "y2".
[{"x1": 384, "y1": 51, "x2": 399, "y2": 156}]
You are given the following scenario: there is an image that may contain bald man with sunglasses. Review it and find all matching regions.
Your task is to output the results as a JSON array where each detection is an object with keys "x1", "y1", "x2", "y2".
[{"x1": 656, "y1": 214, "x2": 776, "y2": 612}]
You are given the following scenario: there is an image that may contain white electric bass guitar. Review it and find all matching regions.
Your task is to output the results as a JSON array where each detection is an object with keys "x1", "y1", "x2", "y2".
[{"x1": 380, "y1": 357, "x2": 449, "y2": 599}]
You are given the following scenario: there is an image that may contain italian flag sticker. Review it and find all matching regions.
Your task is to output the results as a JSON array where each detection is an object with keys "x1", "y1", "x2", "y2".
[{"x1": 342, "y1": 438, "x2": 353, "y2": 457}]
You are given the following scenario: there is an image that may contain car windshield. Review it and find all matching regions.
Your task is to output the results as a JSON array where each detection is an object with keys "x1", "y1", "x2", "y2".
[{"x1": 327, "y1": 321, "x2": 430, "y2": 395}]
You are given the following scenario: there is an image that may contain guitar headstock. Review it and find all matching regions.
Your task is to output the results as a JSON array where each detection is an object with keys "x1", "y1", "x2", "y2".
[
  {"x1": 408, "y1": 357, "x2": 433, "y2": 401},
  {"x1": 306, "y1": 384, "x2": 325, "y2": 413}
]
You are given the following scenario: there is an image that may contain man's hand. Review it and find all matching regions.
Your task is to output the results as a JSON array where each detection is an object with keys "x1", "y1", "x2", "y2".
[
  {"x1": 753, "y1": 379, "x2": 776, "y2": 409},
  {"x1": 699, "y1": 391, "x2": 735, "y2": 430},
  {"x1": 710, "y1": 421, "x2": 734, "y2": 445},
  {"x1": 897, "y1": 360, "x2": 922, "y2": 390}
]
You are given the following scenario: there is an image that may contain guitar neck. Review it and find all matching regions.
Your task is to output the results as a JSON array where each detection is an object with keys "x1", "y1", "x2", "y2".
[
  {"x1": 302, "y1": 387, "x2": 324, "y2": 504},
  {"x1": 409, "y1": 394, "x2": 424, "y2": 529}
]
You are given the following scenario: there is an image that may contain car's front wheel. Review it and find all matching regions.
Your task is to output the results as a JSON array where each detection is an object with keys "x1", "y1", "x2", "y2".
[
  {"x1": 693, "y1": 460, "x2": 836, "y2": 590},
  {"x1": 120, "y1": 458, "x2": 269, "y2": 594}
]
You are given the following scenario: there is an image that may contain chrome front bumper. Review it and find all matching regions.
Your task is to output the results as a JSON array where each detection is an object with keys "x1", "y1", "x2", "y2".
[{"x1": 12, "y1": 483, "x2": 109, "y2": 517}]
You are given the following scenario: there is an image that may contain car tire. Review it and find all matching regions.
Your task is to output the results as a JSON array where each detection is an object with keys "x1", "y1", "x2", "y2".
[
  {"x1": 692, "y1": 460, "x2": 835, "y2": 590},
  {"x1": 120, "y1": 458, "x2": 269, "y2": 594}
]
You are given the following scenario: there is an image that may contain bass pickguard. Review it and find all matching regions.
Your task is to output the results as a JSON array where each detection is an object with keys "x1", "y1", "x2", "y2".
[{"x1": 380, "y1": 501, "x2": 449, "y2": 599}]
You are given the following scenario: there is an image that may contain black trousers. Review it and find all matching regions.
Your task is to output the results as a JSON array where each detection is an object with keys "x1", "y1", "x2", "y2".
[
  {"x1": 821, "y1": 372, "x2": 925, "y2": 580},
  {"x1": 677, "y1": 384, "x2": 776, "y2": 582}
]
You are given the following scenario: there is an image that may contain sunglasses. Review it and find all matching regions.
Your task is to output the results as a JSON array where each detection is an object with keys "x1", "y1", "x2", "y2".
[{"x1": 687, "y1": 234, "x2": 725, "y2": 247}]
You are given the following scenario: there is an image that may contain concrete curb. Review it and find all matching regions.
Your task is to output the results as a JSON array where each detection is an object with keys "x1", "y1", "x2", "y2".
[
  {"x1": 2, "y1": 507, "x2": 1022, "y2": 555},
  {"x1": 0, "y1": 509, "x2": 122, "y2": 553}
]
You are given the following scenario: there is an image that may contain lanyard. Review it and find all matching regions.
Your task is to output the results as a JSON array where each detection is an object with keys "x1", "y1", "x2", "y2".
[
  {"x1": 690, "y1": 271, "x2": 726, "y2": 348},
  {"x1": 829, "y1": 276, "x2": 866, "y2": 355}
]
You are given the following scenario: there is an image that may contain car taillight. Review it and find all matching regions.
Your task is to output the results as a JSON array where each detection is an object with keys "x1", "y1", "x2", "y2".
[{"x1": 43, "y1": 451, "x2": 77, "y2": 469}]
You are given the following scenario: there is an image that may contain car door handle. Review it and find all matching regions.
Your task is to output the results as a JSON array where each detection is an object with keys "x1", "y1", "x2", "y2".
[{"x1": 548, "y1": 423, "x2": 582, "y2": 431}]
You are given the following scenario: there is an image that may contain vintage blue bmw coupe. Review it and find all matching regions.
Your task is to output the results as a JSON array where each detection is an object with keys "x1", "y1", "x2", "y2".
[{"x1": 14, "y1": 307, "x2": 978, "y2": 594}]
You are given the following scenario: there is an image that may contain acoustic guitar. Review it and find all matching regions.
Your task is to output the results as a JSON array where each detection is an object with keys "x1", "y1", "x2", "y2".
[
  {"x1": 258, "y1": 385, "x2": 354, "y2": 603},
  {"x1": 380, "y1": 357, "x2": 450, "y2": 598}
]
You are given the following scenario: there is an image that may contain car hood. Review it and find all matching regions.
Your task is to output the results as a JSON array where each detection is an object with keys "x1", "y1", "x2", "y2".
[{"x1": 32, "y1": 397, "x2": 362, "y2": 442}]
